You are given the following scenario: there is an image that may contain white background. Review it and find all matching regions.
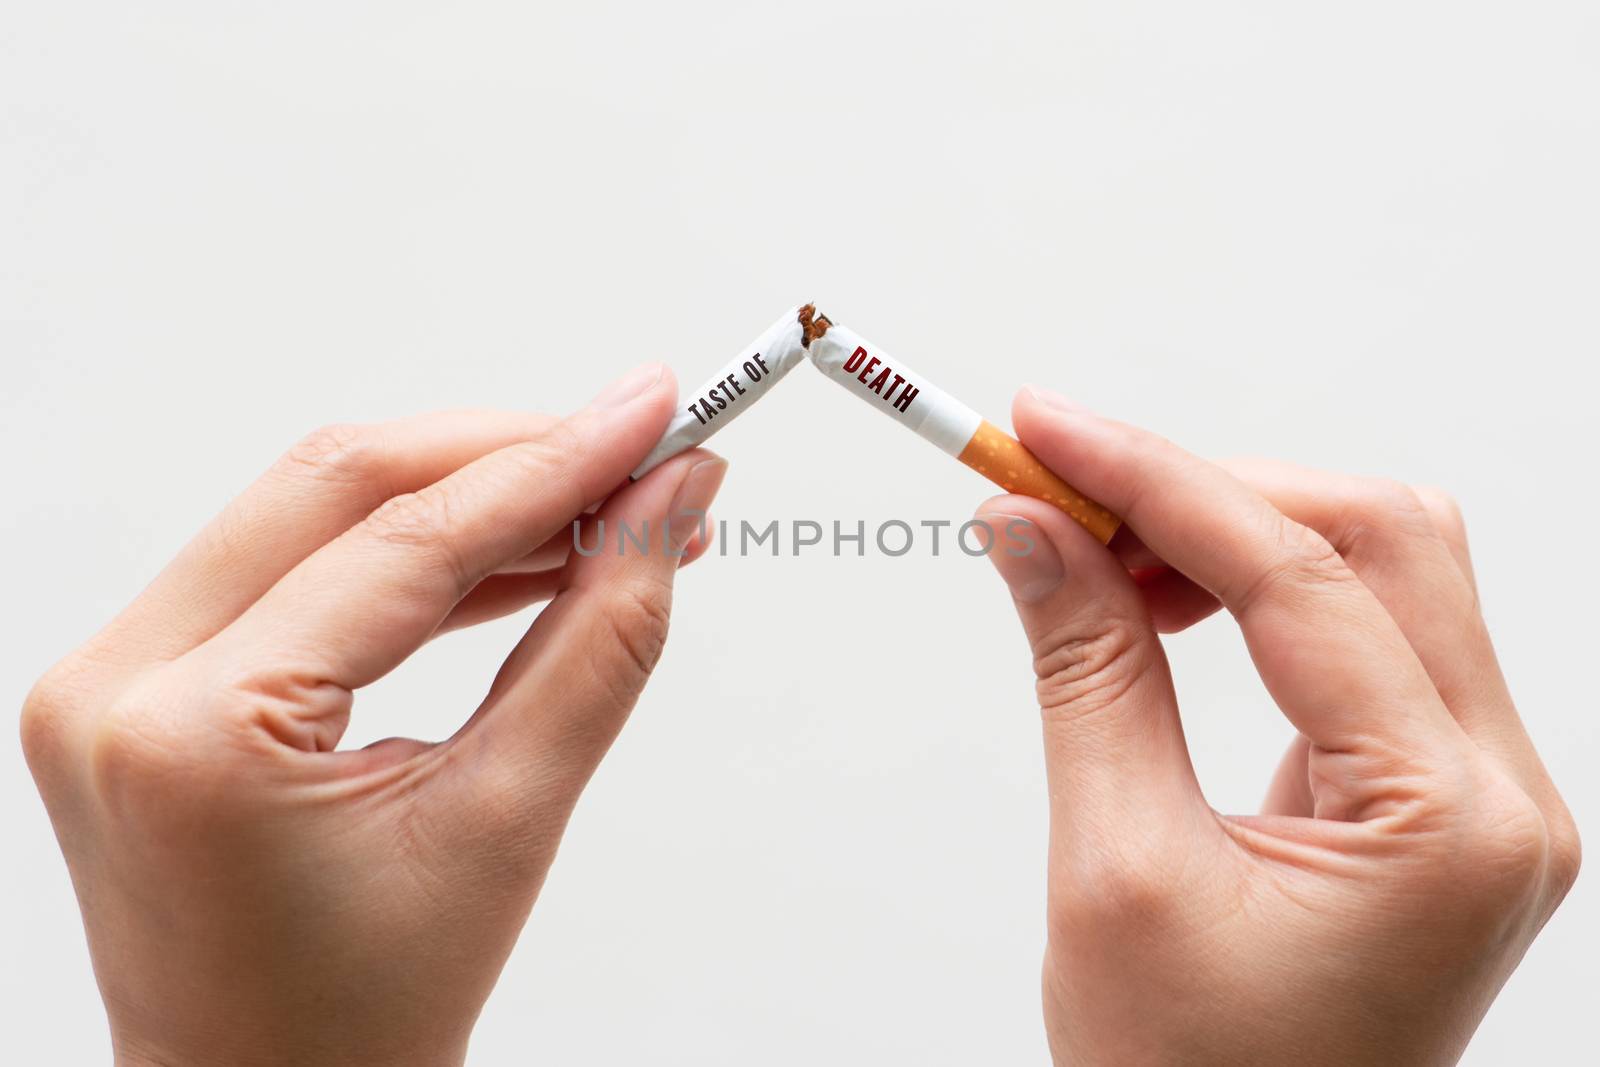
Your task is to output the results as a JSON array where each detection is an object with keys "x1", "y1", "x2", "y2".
[{"x1": 3, "y1": 3, "x2": 1596, "y2": 1062}]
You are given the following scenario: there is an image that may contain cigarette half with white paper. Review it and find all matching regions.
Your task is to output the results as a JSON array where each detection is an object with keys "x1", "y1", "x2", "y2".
[
  {"x1": 805, "y1": 313, "x2": 1120, "y2": 544},
  {"x1": 636, "y1": 303, "x2": 1120, "y2": 544},
  {"x1": 630, "y1": 305, "x2": 816, "y2": 479}
]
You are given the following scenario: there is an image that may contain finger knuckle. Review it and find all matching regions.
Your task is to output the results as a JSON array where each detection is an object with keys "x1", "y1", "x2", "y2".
[
  {"x1": 85, "y1": 680, "x2": 201, "y2": 811},
  {"x1": 1048, "y1": 848, "x2": 1177, "y2": 941},
  {"x1": 1233, "y1": 520, "x2": 1355, "y2": 616},
  {"x1": 602, "y1": 576, "x2": 674, "y2": 684},
  {"x1": 453, "y1": 765, "x2": 570, "y2": 879},
  {"x1": 1329, "y1": 477, "x2": 1432, "y2": 547},
  {"x1": 1545, "y1": 805, "x2": 1582, "y2": 903},
  {"x1": 1358, "y1": 477, "x2": 1427, "y2": 517},
  {"x1": 280, "y1": 423, "x2": 379, "y2": 486},
  {"x1": 1031, "y1": 621, "x2": 1145, "y2": 725},
  {"x1": 363, "y1": 489, "x2": 473, "y2": 594},
  {"x1": 1445, "y1": 783, "x2": 1552, "y2": 907},
  {"x1": 19, "y1": 656, "x2": 92, "y2": 772},
  {"x1": 1412, "y1": 484, "x2": 1468, "y2": 541}
]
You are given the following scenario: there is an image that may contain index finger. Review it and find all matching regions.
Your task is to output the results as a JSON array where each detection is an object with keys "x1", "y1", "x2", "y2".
[
  {"x1": 1012, "y1": 388, "x2": 1467, "y2": 768},
  {"x1": 100, "y1": 409, "x2": 560, "y2": 666},
  {"x1": 198, "y1": 364, "x2": 677, "y2": 693}
]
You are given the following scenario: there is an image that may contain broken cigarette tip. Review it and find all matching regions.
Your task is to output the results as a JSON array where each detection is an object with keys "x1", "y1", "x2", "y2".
[
  {"x1": 634, "y1": 301, "x2": 1120, "y2": 545},
  {"x1": 798, "y1": 303, "x2": 832, "y2": 348}
]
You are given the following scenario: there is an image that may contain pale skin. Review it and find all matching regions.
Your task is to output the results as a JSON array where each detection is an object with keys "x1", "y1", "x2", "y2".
[
  {"x1": 21, "y1": 369, "x2": 1579, "y2": 1065},
  {"x1": 980, "y1": 387, "x2": 1580, "y2": 1065}
]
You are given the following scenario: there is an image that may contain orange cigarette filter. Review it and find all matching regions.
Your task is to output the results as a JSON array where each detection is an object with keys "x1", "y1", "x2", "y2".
[
  {"x1": 803, "y1": 308, "x2": 1120, "y2": 544},
  {"x1": 956, "y1": 420, "x2": 1119, "y2": 543}
]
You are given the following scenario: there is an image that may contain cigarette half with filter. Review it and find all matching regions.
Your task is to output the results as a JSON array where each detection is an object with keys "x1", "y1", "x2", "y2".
[
  {"x1": 805, "y1": 314, "x2": 1121, "y2": 544},
  {"x1": 631, "y1": 304, "x2": 819, "y2": 479}
]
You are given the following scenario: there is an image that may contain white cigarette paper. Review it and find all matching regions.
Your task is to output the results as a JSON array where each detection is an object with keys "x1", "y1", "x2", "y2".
[
  {"x1": 632, "y1": 305, "x2": 811, "y2": 479},
  {"x1": 808, "y1": 323, "x2": 984, "y2": 456},
  {"x1": 808, "y1": 320, "x2": 1120, "y2": 544}
]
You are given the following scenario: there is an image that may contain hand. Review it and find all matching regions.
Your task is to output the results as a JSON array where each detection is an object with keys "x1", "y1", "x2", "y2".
[
  {"x1": 977, "y1": 388, "x2": 1580, "y2": 1066},
  {"x1": 21, "y1": 365, "x2": 727, "y2": 1066}
]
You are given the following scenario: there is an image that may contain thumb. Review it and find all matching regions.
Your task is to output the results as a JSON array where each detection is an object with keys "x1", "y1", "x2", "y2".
[
  {"x1": 975, "y1": 496, "x2": 1204, "y2": 866},
  {"x1": 441, "y1": 449, "x2": 728, "y2": 856}
]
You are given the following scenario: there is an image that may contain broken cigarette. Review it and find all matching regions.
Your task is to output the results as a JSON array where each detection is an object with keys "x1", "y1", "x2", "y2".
[
  {"x1": 631, "y1": 304, "x2": 816, "y2": 479},
  {"x1": 805, "y1": 315, "x2": 1120, "y2": 544}
]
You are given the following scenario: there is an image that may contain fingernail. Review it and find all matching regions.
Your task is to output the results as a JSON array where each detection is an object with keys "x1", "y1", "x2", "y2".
[
  {"x1": 668, "y1": 457, "x2": 728, "y2": 552},
  {"x1": 982, "y1": 513, "x2": 1064, "y2": 603},
  {"x1": 1024, "y1": 385, "x2": 1088, "y2": 413},
  {"x1": 589, "y1": 363, "x2": 665, "y2": 410}
]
